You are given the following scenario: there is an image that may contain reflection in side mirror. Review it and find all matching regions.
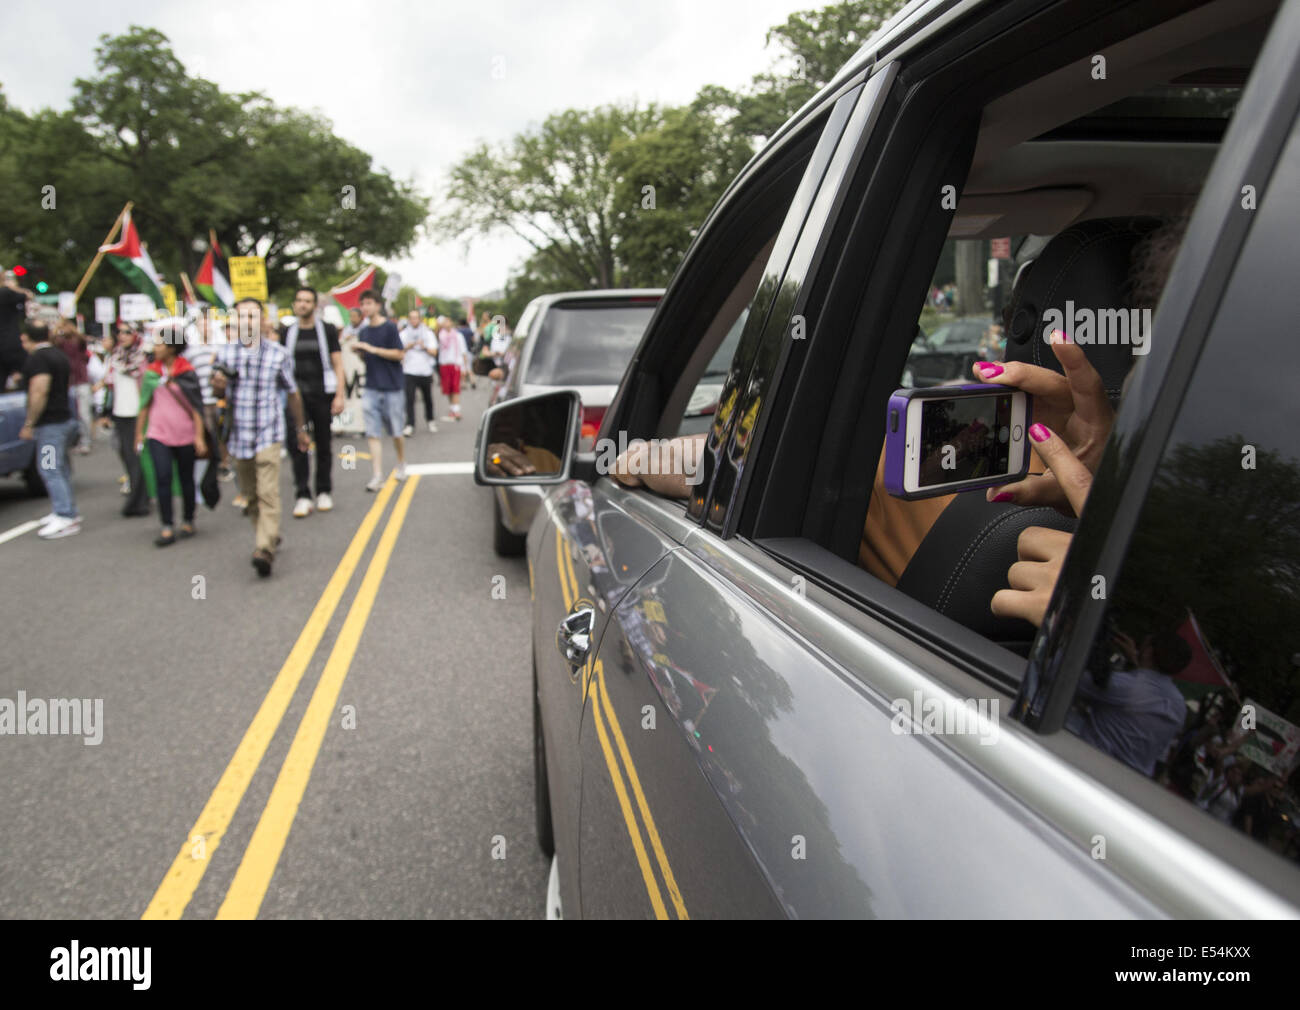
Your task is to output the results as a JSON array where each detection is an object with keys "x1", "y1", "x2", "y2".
[{"x1": 475, "y1": 390, "x2": 580, "y2": 486}]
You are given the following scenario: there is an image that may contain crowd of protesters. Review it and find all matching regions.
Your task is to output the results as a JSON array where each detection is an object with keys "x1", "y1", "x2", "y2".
[{"x1": 1, "y1": 268, "x2": 510, "y2": 575}]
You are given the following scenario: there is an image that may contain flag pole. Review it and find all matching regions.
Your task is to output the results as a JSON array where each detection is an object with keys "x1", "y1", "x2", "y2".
[
  {"x1": 74, "y1": 201, "x2": 133, "y2": 300},
  {"x1": 330, "y1": 264, "x2": 369, "y2": 293}
]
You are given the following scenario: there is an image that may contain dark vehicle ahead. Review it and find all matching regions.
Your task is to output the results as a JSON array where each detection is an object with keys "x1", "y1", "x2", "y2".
[
  {"x1": 903, "y1": 316, "x2": 995, "y2": 386},
  {"x1": 479, "y1": 0, "x2": 1300, "y2": 918}
]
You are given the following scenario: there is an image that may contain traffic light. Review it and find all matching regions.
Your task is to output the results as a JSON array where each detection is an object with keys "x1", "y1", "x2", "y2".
[
  {"x1": 12, "y1": 265, "x2": 26, "y2": 278},
  {"x1": 35, "y1": 280, "x2": 48, "y2": 293}
]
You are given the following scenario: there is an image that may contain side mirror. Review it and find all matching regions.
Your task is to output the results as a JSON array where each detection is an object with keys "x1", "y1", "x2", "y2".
[{"x1": 475, "y1": 390, "x2": 589, "y2": 486}]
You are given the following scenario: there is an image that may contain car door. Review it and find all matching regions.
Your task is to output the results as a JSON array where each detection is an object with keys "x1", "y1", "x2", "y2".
[
  {"x1": 531, "y1": 473, "x2": 674, "y2": 916},
  {"x1": 574, "y1": 70, "x2": 897, "y2": 918}
]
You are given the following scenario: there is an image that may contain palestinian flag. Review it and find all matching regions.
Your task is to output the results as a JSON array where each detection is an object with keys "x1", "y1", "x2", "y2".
[
  {"x1": 1174, "y1": 612, "x2": 1236, "y2": 700},
  {"x1": 195, "y1": 238, "x2": 234, "y2": 310},
  {"x1": 329, "y1": 266, "x2": 377, "y2": 322},
  {"x1": 100, "y1": 210, "x2": 166, "y2": 308}
]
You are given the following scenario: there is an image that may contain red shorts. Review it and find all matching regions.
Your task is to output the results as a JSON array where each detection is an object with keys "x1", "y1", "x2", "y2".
[{"x1": 439, "y1": 365, "x2": 461, "y2": 396}]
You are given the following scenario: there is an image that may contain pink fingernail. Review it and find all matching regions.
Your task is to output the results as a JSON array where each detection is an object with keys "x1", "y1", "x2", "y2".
[
  {"x1": 1029, "y1": 423, "x2": 1051, "y2": 443},
  {"x1": 1049, "y1": 329, "x2": 1072, "y2": 344},
  {"x1": 976, "y1": 362, "x2": 1003, "y2": 377},
  {"x1": 991, "y1": 492, "x2": 1014, "y2": 502}
]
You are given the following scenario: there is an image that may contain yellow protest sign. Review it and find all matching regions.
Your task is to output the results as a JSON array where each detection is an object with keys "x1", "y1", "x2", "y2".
[
  {"x1": 228, "y1": 256, "x2": 268, "y2": 303},
  {"x1": 161, "y1": 283, "x2": 177, "y2": 317}
]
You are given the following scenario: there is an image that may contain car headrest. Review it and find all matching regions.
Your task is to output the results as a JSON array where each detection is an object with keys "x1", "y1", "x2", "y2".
[{"x1": 1003, "y1": 217, "x2": 1163, "y2": 399}]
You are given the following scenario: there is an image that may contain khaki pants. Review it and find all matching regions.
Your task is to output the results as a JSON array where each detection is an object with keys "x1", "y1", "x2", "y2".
[{"x1": 234, "y1": 444, "x2": 282, "y2": 554}]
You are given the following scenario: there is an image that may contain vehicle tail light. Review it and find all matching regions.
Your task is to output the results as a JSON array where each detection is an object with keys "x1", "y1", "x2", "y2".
[{"x1": 581, "y1": 405, "x2": 605, "y2": 442}]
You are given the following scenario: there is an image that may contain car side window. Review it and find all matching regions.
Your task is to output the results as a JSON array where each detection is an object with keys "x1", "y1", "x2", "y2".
[{"x1": 1074, "y1": 124, "x2": 1300, "y2": 870}]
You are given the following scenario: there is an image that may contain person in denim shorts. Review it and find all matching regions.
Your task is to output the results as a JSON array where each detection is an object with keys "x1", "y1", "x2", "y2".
[{"x1": 353, "y1": 289, "x2": 407, "y2": 491}]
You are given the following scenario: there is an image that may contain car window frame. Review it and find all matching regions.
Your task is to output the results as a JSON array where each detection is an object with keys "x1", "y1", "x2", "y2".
[
  {"x1": 1020, "y1": 0, "x2": 1300, "y2": 732},
  {"x1": 597, "y1": 80, "x2": 868, "y2": 525},
  {"x1": 715, "y1": 0, "x2": 1257, "y2": 696}
]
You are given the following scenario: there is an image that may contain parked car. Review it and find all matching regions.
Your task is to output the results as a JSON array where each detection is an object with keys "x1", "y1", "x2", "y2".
[
  {"x1": 0, "y1": 388, "x2": 42, "y2": 496},
  {"x1": 489, "y1": 289, "x2": 662, "y2": 556},
  {"x1": 479, "y1": 0, "x2": 1300, "y2": 918}
]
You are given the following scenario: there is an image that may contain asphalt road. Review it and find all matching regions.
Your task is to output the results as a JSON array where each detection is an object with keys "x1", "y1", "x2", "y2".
[{"x1": 0, "y1": 379, "x2": 549, "y2": 919}]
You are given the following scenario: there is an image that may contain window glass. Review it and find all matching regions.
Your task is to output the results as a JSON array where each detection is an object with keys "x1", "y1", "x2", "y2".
[
  {"x1": 524, "y1": 301, "x2": 657, "y2": 386},
  {"x1": 677, "y1": 307, "x2": 748, "y2": 437},
  {"x1": 900, "y1": 237, "x2": 1022, "y2": 388},
  {"x1": 1075, "y1": 127, "x2": 1300, "y2": 870}
]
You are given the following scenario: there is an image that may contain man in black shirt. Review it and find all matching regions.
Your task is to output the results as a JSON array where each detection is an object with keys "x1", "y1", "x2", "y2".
[
  {"x1": 280, "y1": 286, "x2": 345, "y2": 518},
  {"x1": 19, "y1": 323, "x2": 81, "y2": 537},
  {"x1": 1, "y1": 269, "x2": 35, "y2": 389}
]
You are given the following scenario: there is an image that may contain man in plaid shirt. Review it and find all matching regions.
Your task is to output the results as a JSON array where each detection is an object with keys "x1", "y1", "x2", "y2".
[{"x1": 211, "y1": 299, "x2": 310, "y2": 577}]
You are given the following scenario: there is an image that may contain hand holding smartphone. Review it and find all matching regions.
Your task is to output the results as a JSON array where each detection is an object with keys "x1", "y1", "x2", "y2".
[{"x1": 884, "y1": 383, "x2": 1031, "y2": 499}]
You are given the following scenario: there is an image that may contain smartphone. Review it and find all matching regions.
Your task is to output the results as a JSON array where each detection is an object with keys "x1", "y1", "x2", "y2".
[{"x1": 884, "y1": 383, "x2": 1031, "y2": 499}]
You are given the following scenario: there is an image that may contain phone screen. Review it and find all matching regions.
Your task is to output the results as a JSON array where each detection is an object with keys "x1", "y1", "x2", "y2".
[{"x1": 917, "y1": 393, "x2": 1014, "y2": 488}]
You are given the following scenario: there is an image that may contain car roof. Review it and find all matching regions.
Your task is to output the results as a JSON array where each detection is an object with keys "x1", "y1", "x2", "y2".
[{"x1": 526, "y1": 288, "x2": 665, "y2": 311}]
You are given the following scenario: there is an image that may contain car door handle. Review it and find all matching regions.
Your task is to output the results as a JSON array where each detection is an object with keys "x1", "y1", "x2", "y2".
[{"x1": 556, "y1": 606, "x2": 594, "y2": 666}]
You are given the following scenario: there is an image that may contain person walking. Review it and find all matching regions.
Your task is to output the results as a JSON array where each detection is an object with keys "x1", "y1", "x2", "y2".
[
  {"x1": 211, "y1": 299, "x2": 310, "y2": 577},
  {"x1": 353, "y1": 290, "x2": 407, "y2": 491},
  {"x1": 457, "y1": 317, "x2": 478, "y2": 390},
  {"x1": 436, "y1": 315, "x2": 468, "y2": 421},
  {"x1": 135, "y1": 323, "x2": 208, "y2": 546},
  {"x1": 1, "y1": 268, "x2": 35, "y2": 390},
  {"x1": 400, "y1": 308, "x2": 438, "y2": 436},
  {"x1": 18, "y1": 323, "x2": 82, "y2": 538},
  {"x1": 281, "y1": 287, "x2": 345, "y2": 519},
  {"x1": 54, "y1": 321, "x2": 93, "y2": 455},
  {"x1": 107, "y1": 322, "x2": 151, "y2": 517}
]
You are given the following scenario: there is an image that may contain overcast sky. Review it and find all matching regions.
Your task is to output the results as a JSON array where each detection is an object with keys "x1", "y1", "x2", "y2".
[{"x1": 5, "y1": 0, "x2": 810, "y2": 299}]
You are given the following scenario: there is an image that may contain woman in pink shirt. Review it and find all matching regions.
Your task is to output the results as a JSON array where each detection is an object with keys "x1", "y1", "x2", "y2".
[{"x1": 135, "y1": 331, "x2": 207, "y2": 546}]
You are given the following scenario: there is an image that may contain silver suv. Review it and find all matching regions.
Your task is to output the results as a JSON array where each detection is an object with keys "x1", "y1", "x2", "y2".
[{"x1": 478, "y1": 0, "x2": 1300, "y2": 918}]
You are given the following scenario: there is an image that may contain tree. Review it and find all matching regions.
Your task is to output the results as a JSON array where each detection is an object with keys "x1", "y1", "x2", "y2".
[
  {"x1": 725, "y1": 0, "x2": 907, "y2": 142},
  {"x1": 437, "y1": 103, "x2": 666, "y2": 291},
  {"x1": 439, "y1": 97, "x2": 753, "y2": 295},
  {"x1": 610, "y1": 101, "x2": 755, "y2": 285},
  {"x1": 4, "y1": 26, "x2": 429, "y2": 300}
]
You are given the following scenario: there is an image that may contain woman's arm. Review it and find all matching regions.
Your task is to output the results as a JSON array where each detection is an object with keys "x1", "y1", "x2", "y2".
[{"x1": 190, "y1": 403, "x2": 207, "y2": 453}]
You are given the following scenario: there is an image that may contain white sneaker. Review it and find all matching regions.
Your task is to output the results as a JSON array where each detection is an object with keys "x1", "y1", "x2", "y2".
[
  {"x1": 427, "y1": 421, "x2": 438, "y2": 433},
  {"x1": 36, "y1": 511, "x2": 56, "y2": 527},
  {"x1": 365, "y1": 476, "x2": 385, "y2": 492},
  {"x1": 403, "y1": 424, "x2": 414, "y2": 437},
  {"x1": 292, "y1": 497, "x2": 313, "y2": 518},
  {"x1": 38, "y1": 515, "x2": 81, "y2": 539},
  {"x1": 394, "y1": 463, "x2": 407, "y2": 481},
  {"x1": 316, "y1": 492, "x2": 333, "y2": 512}
]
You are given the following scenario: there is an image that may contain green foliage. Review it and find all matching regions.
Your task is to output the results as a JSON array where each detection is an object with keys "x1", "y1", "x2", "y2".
[
  {"x1": 436, "y1": 0, "x2": 906, "y2": 304},
  {"x1": 727, "y1": 0, "x2": 907, "y2": 141},
  {"x1": 3, "y1": 27, "x2": 427, "y2": 304},
  {"x1": 437, "y1": 103, "x2": 666, "y2": 291},
  {"x1": 1114, "y1": 437, "x2": 1300, "y2": 719}
]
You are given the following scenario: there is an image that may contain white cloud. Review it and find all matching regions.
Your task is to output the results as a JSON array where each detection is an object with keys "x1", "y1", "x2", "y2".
[{"x1": 6, "y1": 0, "x2": 815, "y2": 301}]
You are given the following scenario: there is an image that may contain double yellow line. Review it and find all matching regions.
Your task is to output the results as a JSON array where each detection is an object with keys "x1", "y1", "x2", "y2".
[
  {"x1": 554, "y1": 532, "x2": 688, "y2": 919},
  {"x1": 143, "y1": 475, "x2": 420, "y2": 920}
]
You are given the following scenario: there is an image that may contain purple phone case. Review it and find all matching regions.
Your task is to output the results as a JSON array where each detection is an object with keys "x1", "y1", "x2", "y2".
[{"x1": 883, "y1": 383, "x2": 1032, "y2": 500}]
